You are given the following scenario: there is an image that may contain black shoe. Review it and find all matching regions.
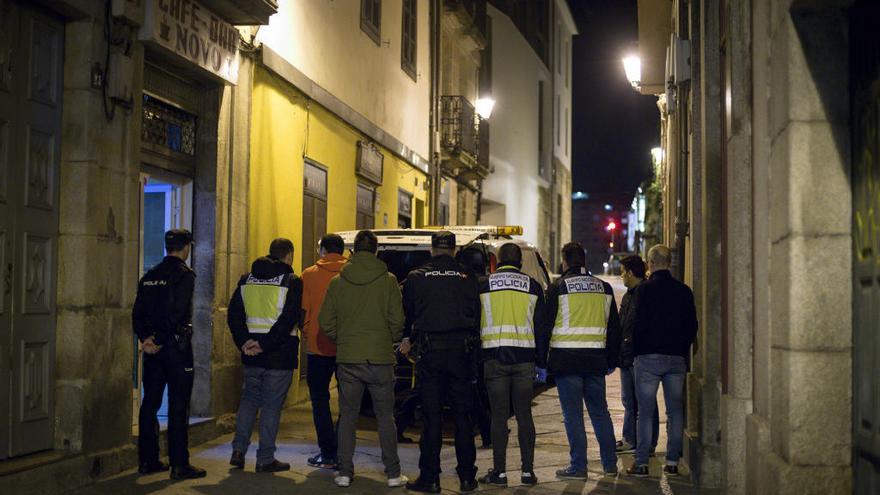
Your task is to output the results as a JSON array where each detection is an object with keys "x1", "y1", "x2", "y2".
[
  {"x1": 170, "y1": 464, "x2": 207, "y2": 480},
  {"x1": 555, "y1": 466, "x2": 587, "y2": 479},
  {"x1": 138, "y1": 461, "x2": 169, "y2": 474},
  {"x1": 397, "y1": 434, "x2": 415, "y2": 444},
  {"x1": 626, "y1": 464, "x2": 649, "y2": 477},
  {"x1": 616, "y1": 440, "x2": 635, "y2": 453},
  {"x1": 405, "y1": 477, "x2": 441, "y2": 493},
  {"x1": 664, "y1": 465, "x2": 679, "y2": 476},
  {"x1": 256, "y1": 460, "x2": 290, "y2": 473},
  {"x1": 521, "y1": 472, "x2": 538, "y2": 485},
  {"x1": 229, "y1": 450, "x2": 244, "y2": 469},
  {"x1": 479, "y1": 469, "x2": 508, "y2": 487},
  {"x1": 460, "y1": 478, "x2": 478, "y2": 492},
  {"x1": 307, "y1": 453, "x2": 337, "y2": 469}
]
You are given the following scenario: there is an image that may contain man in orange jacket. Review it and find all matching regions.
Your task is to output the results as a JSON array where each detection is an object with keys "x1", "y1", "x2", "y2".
[{"x1": 301, "y1": 233, "x2": 347, "y2": 469}]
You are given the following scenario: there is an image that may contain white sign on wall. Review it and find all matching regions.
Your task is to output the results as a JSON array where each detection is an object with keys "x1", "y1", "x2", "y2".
[{"x1": 139, "y1": 0, "x2": 240, "y2": 84}]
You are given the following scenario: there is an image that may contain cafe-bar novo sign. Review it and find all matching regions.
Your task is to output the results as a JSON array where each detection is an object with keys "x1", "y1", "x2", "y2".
[{"x1": 140, "y1": 0, "x2": 241, "y2": 84}]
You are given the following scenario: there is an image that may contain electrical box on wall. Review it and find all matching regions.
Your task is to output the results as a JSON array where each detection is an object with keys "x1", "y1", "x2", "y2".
[{"x1": 112, "y1": 0, "x2": 145, "y2": 26}]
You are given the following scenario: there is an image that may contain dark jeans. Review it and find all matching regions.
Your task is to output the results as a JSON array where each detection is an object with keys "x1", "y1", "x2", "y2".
[
  {"x1": 556, "y1": 373, "x2": 617, "y2": 471},
  {"x1": 634, "y1": 354, "x2": 686, "y2": 466},
  {"x1": 307, "y1": 354, "x2": 337, "y2": 458},
  {"x1": 337, "y1": 363, "x2": 400, "y2": 478},
  {"x1": 417, "y1": 349, "x2": 477, "y2": 482},
  {"x1": 620, "y1": 366, "x2": 659, "y2": 448},
  {"x1": 232, "y1": 366, "x2": 294, "y2": 464},
  {"x1": 483, "y1": 359, "x2": 536, "y2": 473},
  {"x1": 139, "y1": 348, "x2": 194, "y2": 467}
]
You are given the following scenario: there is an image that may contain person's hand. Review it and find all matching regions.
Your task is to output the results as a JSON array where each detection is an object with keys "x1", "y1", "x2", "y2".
[
  {"x1": 535, "y1": 367, "x2": 548, "y2": 384},
  {"x1": 398, "y1": 338, "x2": 412, "y2": 356},
  {"x1": 142, "y1": 336, "x2": 162, "y2": 355},
  {"x1": 606, "y1": 367, "x2": 616, "y2": 376},
  {"x1": 242, "y1": 339, "x2": 263, "y2": 356}
]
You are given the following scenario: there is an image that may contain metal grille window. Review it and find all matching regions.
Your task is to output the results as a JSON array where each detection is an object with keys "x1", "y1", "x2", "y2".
[
  {"x1": 440, "y1": 96, "x2": 477, "y2": 157},
  {"x1": 361, "y1": 0, "x2": 381, "y2": 45},
  {"x1": 401, "y1": 0, "x2": 417, "y2": 80},
  {"x1": 142, "y1": 94, "x2": 197, "y2": 156}
]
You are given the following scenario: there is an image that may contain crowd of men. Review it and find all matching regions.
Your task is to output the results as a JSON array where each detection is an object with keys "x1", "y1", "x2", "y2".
[{"x1": 132, "y1": 228, "x2": 697, "y2": 490}]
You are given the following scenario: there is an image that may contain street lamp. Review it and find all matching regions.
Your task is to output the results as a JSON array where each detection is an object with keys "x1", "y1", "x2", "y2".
[
  {"x1": 475, "y1": 97, "x2": 496, "y2": 119},
  {"x1": 622, "y1": 55, "x2": 641, "y2": 89},
  {"x1": 651, "y1": 146, "x2": 664, "y2": 163}
]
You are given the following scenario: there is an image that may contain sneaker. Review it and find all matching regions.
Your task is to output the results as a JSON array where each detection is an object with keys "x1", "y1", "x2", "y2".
[
  {"x1": 170, "y1": 464, "x2": 207, "y2": 480},
  {"x1": 604, "y1": 464, "x2": 619, "y2": 476},
  {"x1": 406, "y1": 477, "x2": 441, "y2": 493},
  {"x1": 479, "y1": 469, "x2": 508, "y2": 486},
  {"x1": 555, "y1": 466, "x2": 587, "y2": 480},
  {"x1": 256, "y1": 459, "x2": 290, "y2": 473},
  {"x1": 615, "y1": 440, "x2": 635, "y2": 453},
  {"x1": 664, "y1": 464, "x2": 680, "y2": 476},
  {"x1": 138, "y1": 461, "x2": 169, "y2": 474},
  {"x1": 460, "y1": 478, "x2": 478, "y2": 492},
  {"x1": 334, "y1": 475, "x2": 351, "y2": 487},
  {"x1": 307, "y1": 453, "x2": 337, "y2": 469},
  {"x1": 521, "y1": 472, "x2": 538, "y2": 485},
  {"x1": 229, "y1": 450, "x2": 244, "y2": 469},
  {"x1": 626, "y1": 464, "x2": 649, "y2": 477},
  {"x1": 387, "y1": 474, "x2": 409, "y2": 487}
]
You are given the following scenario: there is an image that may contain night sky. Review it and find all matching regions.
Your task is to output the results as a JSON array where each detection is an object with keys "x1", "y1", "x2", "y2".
[{"x1": 567, "y1": 0, "x2": 659, "y2": 195}]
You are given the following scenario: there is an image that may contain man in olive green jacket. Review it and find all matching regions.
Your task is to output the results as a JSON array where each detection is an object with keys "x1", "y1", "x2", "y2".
[{"x1": 318, "y1": 230, "x2": 406, "y2": 488}]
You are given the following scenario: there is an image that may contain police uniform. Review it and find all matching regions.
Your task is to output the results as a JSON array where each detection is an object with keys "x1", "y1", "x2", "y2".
[
  {"x1": 402, "y1": 231, "x2": 481, "y2": 492},
  {"x1": 545, "y1": 264, "x2": 622, "y2": 476},
  {"x1": 478, "y1": 257, "x2": 548, "y2": 485},
  {"x1": 132, "y1": 229, "x2": 204, "y2": 479}
]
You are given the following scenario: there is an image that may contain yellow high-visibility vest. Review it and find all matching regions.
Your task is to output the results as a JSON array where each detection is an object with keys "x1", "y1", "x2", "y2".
[
  {"x1": 480, "y1": 268, "x2": 538, "y2": 349},
  {"x1": 550, "y1": 274, "x2": 612, "y2": 349},
  {"x1": 241, "y1": 274, "x2": 289, "y2": 335}
]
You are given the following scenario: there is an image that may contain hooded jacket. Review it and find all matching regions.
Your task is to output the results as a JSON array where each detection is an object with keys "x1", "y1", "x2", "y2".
[
  {"x1": 318, "y1": 251, "x2": 405, "y2": 365},
  {"x1": 301, "y1": 253, "x2": 347, "y2": 356},
  {"x1": 228, "y1": 256, "x2": 303, "y2": 370}
]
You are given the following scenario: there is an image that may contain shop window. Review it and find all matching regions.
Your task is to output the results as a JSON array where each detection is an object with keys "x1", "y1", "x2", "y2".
[
  {"x1": 398, "y1": 189, "x2": 413, "y2": 228},
  {"x1": 401, "y1": 0, "x2": 417, "y2": 81},
  {"x1": 361, "y1": 0, "x2": 382, "y2": 45}
]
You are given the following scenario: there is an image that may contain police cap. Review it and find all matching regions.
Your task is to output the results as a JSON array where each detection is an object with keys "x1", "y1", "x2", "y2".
[
  {"x1": 165, "y1": 229, "x2": 193, "y2": 250},
  {"x1": 431, "y1": 230, "x2": 456, "y2": 250}
]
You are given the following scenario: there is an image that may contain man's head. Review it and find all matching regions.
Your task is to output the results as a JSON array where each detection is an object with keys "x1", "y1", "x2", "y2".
[
  {"x1": 431, "y1": 230, "x2": 456, "y2": 257},
  {"x1": 647, "y1": 244, "x2": 672, "y2": 272},
  {"x1": 269, "y1": 238, "x2": 295, "y2": 265},
  {"x1": 497, "y1": 243, "x2": 522, "y2": 269},
  {"x1": 561, "y1": 241, "x2": 586, "y2": 271},
  {"x1": 620, "y1": 254, "x2": 647, "y2": 289},
  {"x1": 353, "y1": 230, "x2": 378, "y2": 254},
  {"x1": 164, "y1": 229, "x2": 193, "y2": 260},
  {"x1": 457, "y1": 246, "x2": 487, "y2": 276},
  {"x1": 319, "y1": 233, "x2": 345, "y2": 257}
]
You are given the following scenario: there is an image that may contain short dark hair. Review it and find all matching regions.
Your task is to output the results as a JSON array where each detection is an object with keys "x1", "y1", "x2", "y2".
[
  {"x1": 353, "y1": 230, "x2": 378, "y2": 254},
  {"x1": 497, "y1": 243, "x2": 522, "y2": 268},
  {"x1": 320, "y1": 234, "x2": 345, "y2": 255},
  {"x1": 620, "y1": 255, "x2": 647, "y2": 279},
  {"x1": 562, "y1": 242, "x2": 586, "y2": 268},
  {"x1": 269, "y1": 238, "x2": 294, "y2": 260}
]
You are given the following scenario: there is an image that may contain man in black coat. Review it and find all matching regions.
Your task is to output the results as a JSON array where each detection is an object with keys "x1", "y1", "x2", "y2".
[{"x1": 625, "y1": 245, "x2": 698, "y2": 478}]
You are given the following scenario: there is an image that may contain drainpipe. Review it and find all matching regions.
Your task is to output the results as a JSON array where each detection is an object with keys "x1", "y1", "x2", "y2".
[{"x1": 429, "y1": 0, "x2": 442, "y2": 225}]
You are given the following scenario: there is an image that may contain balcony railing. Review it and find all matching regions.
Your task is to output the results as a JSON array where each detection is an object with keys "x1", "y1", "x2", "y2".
[{"x1": 441, "y1": 95, "x2": 477, "y2": 158}]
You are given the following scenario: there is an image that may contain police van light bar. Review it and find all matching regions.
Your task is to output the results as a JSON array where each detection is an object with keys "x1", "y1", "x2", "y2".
[{"x1": 495, "y1": 226, "x2": 523, "y2": 236}]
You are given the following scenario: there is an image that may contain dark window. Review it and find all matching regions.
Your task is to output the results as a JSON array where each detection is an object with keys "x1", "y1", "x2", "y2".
[
  {"x1": 361, "y1": 0, "x2": 381, "y2": 45},
  {"x1": 356, "y1": 183, "x2": 375, "y2": 230},
  {"x1": 401, "y1": 0, "x2": 417, "y2": 81}
]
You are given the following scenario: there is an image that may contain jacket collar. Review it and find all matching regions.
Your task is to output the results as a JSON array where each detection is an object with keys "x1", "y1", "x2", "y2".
[
  {"x1": 650, "y1": 269, "x2": 673, "y2": 280},
  {"x1": 496, "y1": 265, "x2": 522, "y2": 273},
  {"x1": 563, "y1": 266, "x2": 589, "y2": 277}
]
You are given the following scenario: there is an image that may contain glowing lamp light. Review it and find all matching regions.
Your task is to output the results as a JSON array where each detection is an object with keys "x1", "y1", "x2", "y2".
[
  {"x1": 651, "y1": 147, "x2": 664, "y2": 163},
  {"x1": 606, "y1": 221, "x2": 617, "y2": 231},
  {"x1": 622, "y1": 55, "x2": 641, "y2": 89},
  {"x1": 475, "y1": 97, "x2": 496, "y2": 119}
]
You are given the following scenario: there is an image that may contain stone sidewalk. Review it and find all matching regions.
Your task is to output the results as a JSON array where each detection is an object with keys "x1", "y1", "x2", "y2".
[{"x1": 76, "y1": 372, "x2": 710, "y2": 495}]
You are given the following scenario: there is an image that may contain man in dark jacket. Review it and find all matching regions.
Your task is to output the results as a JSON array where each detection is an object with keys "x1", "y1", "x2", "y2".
[
  {"x1": 545, "y1": 242, "x2": 622, "y2": 479},
  {"x1": 227, "y1": 238, "x2": 303, "y2": 473},
  {"x1": 132, "y1": 229, "x2": 206, "y2": 480},
  {"x1": 477, "y1": 243, "x2": 548, "y2": 487},
  {"x1": 401, "y1": 231, "x2": 481, "y2": 493},
  {"x1": 617, "y1": 255, "x2": 659, "y2": 455},
  {"x1": 625, "y1": 245, "x2": 698, "y2": 478}
]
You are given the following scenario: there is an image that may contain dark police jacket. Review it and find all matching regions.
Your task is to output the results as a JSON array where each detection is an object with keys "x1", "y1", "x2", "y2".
[
  {"x1": 402, "y1": 254, "x2": 481, "y2": 349},
  {"x1": 132, "y1": 256, "x2": 195, "y2": 350},
  {"x1": 628, "y1": 269, "x2": 698, "y2": 359},
  {"x1": 228, "y1": 256, "x2": 303, "y2": 370}
]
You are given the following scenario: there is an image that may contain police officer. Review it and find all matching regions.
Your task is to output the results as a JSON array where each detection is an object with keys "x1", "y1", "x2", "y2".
[
  {"x1": 547, "y1": 242, "x2": 622, "y2": 479},
  {"x1": 477, "y1": 243, "x2": 548, "y2": 488},
  {"x1": 401, "y1": 231, "x2": 481, "y2": 493},
  {"x1": 132, "y1": 229, "x2": 206, "y2": 480}
]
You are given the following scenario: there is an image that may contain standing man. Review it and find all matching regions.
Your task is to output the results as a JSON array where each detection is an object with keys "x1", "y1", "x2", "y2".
[
  {"x1": 301, "y1": 234, "x2": 347, "y2": 469},
  {"x1": 228, "y1": 238, "x2": 303, "y2": 472},
  {"x1": 132, "y1": 229, "x2": 206, "y2": 480},
  {"x1": 616, "y1": 255, "x2": 659, "y2": 455},
  {"x1": 319, "y1": 230, "x2": 408, "y2": 489},
  {"x1": 626, "y1": 245, "x2": 698, "y2": 477},
  {"x1": 546, "y1": 242, "x2": 622, "y2": 479},
  {"x1": 477, "y1": 243, "x2": 548, "y2": 487},
  {"x1": 401, "y1": 231, "x2": 481, "y2": 493}
]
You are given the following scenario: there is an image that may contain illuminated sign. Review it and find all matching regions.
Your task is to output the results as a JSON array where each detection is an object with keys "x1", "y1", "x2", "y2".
[{"x1": 140, "y1": 0, "x2": 240, "y2": 84}]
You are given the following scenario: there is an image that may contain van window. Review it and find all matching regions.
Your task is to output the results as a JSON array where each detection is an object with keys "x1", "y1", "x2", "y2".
[{"x1": 378, "y1": 250, "x2": 432, "y2": 283}]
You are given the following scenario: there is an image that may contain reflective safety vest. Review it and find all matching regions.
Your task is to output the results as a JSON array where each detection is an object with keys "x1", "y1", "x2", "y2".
[
  {"x1": 480, "y1": 268, "x2": 538, "y2": 349},
  {"x1": 241, "y1": 274, "x2": 290, "y2": 335},
  {"x1": 550, "y1": 271, "x2": 613, "y2": 349}
]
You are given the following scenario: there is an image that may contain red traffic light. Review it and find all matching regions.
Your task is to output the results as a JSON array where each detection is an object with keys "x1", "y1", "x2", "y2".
[{"x1": 606, "y1": 221, "x2": 617, "y2": 231}]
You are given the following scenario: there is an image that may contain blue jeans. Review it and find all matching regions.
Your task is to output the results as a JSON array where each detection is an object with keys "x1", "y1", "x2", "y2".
[
  {"x1": 620, "y1": 366, "x2": 659, "y2": 448},
  {"x1": 556, "y1": 373, "x2": 618, "y2": 471},
  {"x1": 634, "y1": 354, "x2": 686, "y2": 466},
  {"x1": 232, "y1": 366, "x2": 294, "y2": 464}
]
